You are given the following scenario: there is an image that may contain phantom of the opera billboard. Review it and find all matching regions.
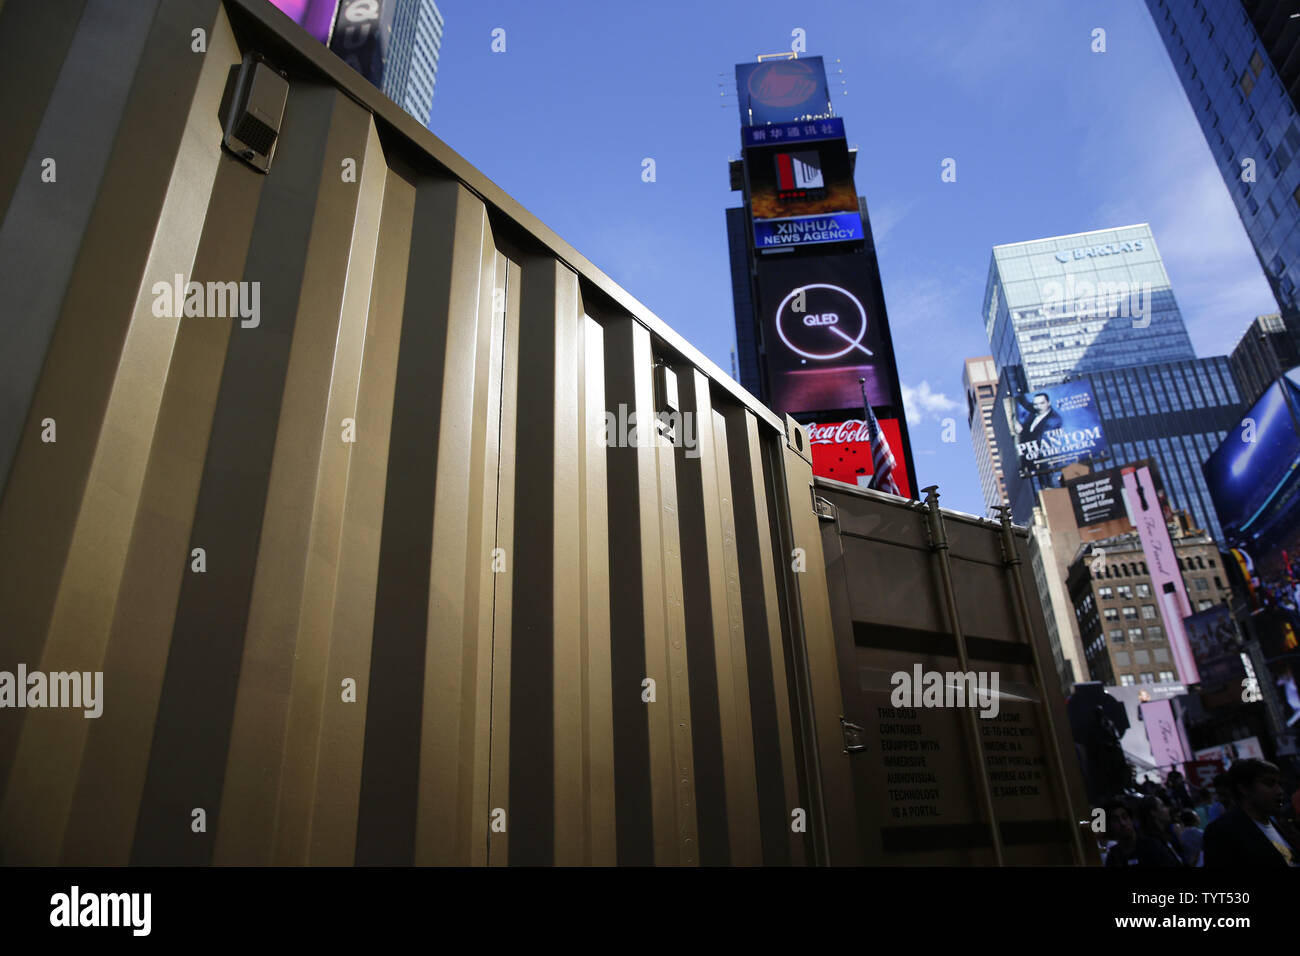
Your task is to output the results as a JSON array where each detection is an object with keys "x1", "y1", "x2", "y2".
[
  {"x1": 745, "y1": 134, "x2": 862, "y2": 250},
  {"x1": 803, "y1": 419, "x2": 912, "y2": 498},
  {"x1": 1009, "y1": 379, "x2": 1108, "y2": 472},
  {"x1": 756, "y1": 254, "x2": 903, "y2": 417},
  {"x1": 734, "y1": 56, "x2": 830, "y2": 127}
]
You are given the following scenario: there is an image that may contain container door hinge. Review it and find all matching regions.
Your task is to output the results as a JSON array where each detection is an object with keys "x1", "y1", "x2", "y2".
[
  {"x1": 813, "y1": 492, "x2": 837, "y2": 522},
  {"x1": 840, "y1": 716, "x2": 867, "y2": 753}
]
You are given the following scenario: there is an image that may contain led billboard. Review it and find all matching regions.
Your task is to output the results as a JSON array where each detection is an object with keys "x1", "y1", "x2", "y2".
[
  {"x1": 745, "y1": 136, "x2": 861, "y2": 249},
  {"x1": 735, "y1": 56, "x2": 829, "y2": 127},
  {"x1": 1182, "y1": 605, "x2": 1244, "y2": 694},
  {"x1": 329, "y1": 0, "x2": 395, "y2": 88},
  {"x1": 1202, "y1": 370, "x2": 1300, "y2": 548},
  {"x1": 756, "y1": 254, "x2": 902, "y2": 417},
  {"x1": 803, "y1": 418, "x2": 912, "y2": 498},
  {"x1": 1009, "y1": 380, "x2": 1107, "y2": 472}
]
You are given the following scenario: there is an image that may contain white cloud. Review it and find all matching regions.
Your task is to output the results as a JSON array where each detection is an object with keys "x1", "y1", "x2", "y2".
[{"x1": 902, "y1": 381, "x2": 961, "y2": 425}]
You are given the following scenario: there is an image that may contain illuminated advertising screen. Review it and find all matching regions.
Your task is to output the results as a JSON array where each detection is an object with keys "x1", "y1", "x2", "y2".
[
  {"x1": 1009, "y1": 379, "x2": 1107, "y2": 472},
  {"x1": 756, "y1": 254, "x2": 902, "y2": 416},
  {"x1": 1202, "y1": 370, "x2": 1300, "y2": 547},
  {"x1": 803, "y1": 418, "x2": 912, "y2": 498},
  {"x1": 330, "y1": 0, "x2": 395, "y2": 88},
  {"x1": 735, "y1": 56, "x2": 829, "y2": 127},
  {"x1": 267, "y1": 0, "x2": 339, "y2": 43},
  {"x1": 1183, "y1": 605, "x2": 1245, "y2": 694},
  {"x1": 745, "y1": 136, "x2": 861, "y2": 249}
]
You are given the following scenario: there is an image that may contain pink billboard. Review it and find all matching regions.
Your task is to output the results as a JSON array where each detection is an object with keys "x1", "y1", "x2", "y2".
[
  {"x1": 1122, "y1": 465, "x2": 1199, "y2": 684},
  {"x1": 1139, "y1": 698, "x2": 1188, "y2": 773}
]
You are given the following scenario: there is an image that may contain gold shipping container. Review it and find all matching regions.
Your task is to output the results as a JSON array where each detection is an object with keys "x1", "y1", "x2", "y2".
[{"x1": 0, "y1": 0, "x2": 1094, "y2": 865}]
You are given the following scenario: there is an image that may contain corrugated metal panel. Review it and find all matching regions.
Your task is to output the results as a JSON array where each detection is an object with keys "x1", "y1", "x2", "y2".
[
  {"x1": 0, "y1": 0, "x2": 1089, "y2": 867},
  {"x1": 815, "y1": 480, "x2": 1097, "y2": 865},
  {"x1": 0, "y1": 0, "x2": 827, "y2": 866}
]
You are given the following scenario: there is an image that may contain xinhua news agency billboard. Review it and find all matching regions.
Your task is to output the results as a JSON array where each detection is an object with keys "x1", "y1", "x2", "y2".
[
  {"x1": 1010, "y1": 380, "x2": 1107, "y2": 472},
  {"x1": 756, "y1": 253, "x2": 902, "y2": 417},
  {"x1": 735, "y1": 56, "x2": 830, "y2": 127},
  {"x1": 745, "y1": 134, "x2": 862, "y2": 250}
]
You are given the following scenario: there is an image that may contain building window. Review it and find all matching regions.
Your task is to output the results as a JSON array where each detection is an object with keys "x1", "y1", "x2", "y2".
[
  {"x1": 1104, "y1": 608, "x2": 1119, "y2": 622},
  {"x1": 1158, "y1": 671, "x2": 1176, "y2": 683},
  {"x1": 1141, "y1": 605, "x2": 1157, "y2": 619},
  {"x1": 1139, "y1": 673, "x2": 1154, "y2": 684},
  {"x1": 1119, "y1": 675, "x2": 1136, "y2": 687},
  {"x1": 1110, "y1": 629, "x2": 1125, "y2": 643},
  {"x1": 1198, "y1": 600, "x2": 1214, "y2": 611},
  {"x1": 1123, "y1": 607, "x2": 1138, "y2": 620},
  {"x1": 1117, "y1": 585, "x2": 1133, "y2": 599},
  {"x1": 1137, "y1": 584, "x2": 1152, "y2": 598},
  {"x1": 1146, "y1": 626, "x2": 1163, "y2": 640},
  {"x1": 1129, "y1": 628, "x2": 1143, "y2": 642},
  {"x1": 1098, "y1": 586, "x2": 1113, "y2": 599},
  {"x1": 1214, "y1": 576, "x2": 1223, "y2": 589},
  {"x1": 1194, "y1": 577, "x2": 1210, "y2": 591},
  {"x1": 1251, "y1": 50, "x2": 1265, "y2": 78}
]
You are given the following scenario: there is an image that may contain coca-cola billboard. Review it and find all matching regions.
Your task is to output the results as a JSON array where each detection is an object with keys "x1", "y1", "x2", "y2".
[{"x1": 803, "y1": 417, "x2": 911, "y2": 498}]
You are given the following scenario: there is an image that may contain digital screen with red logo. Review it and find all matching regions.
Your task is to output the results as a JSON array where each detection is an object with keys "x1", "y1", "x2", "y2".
[
  {"x1": 803, "y1": 419, "x2": 911, "y2": 498},
  {"x1": 756, "y1": 253, "x2": 902, "y2": 416},
  {"x1": 745, "y1": 137, "x2": 861, "y2": 249},
  {"x1": 734, "y1": 56, "x2": 829, "y2": 126}
]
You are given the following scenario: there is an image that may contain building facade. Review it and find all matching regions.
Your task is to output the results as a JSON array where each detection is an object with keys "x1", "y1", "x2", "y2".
[
  {"x1": 1230, "y1": 311, "x2": 1300, "y2": 403},
  {"x1": 962, "y1": 356, "x2": 1007, "y2": 513},
  {"x1": 1068, "y1": 529, "x2": 1234, "y2": 686},
  {"x1": 383, "y1": 0, "x2": 444, "y2": 125},
  {"x1": 983, "y1": 224, "x2": 1195, "y2": 393},
  {"x1": 1145, "y1": 0, "x2": 1300, "y2": 314}
]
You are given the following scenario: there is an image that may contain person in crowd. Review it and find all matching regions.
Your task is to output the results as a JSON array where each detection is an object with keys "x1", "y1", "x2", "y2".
[
  {"x1": 1164, "y1": 770, "x2": 1194, "y2": 812},
  {"x1": 1192, "y1": 787, "x2": 1214, "y2": 829},
  {"x1": 1103, "y1": 801, "x2": 1140, "y2": 867},
  {"x1": 1134, "y1": 795, "x2": 1185, "y2": 866},
  {"x1": 1207, "y1": 772, "x2": 1233, "y2": 823},
  {"x1": 1202, "y1": 759, "x2": 1300, "y2": 867},
  {"x1": 1177, "y1": 809, "x2": 1204, "y2": 867}
]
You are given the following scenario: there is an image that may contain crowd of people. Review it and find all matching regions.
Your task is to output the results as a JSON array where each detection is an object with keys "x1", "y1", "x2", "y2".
[{"x1": 1101, "y1": 759, "x2": 1299, "y2": 867}]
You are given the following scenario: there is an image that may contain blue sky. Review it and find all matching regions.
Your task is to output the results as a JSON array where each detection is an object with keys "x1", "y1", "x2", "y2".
[{"x1": 421, "y1": 0, "x2": 1276, "y2": 517}]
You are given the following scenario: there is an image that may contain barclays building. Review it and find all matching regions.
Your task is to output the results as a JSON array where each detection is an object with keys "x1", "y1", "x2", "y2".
[{"x1": 980, "y1": 225, "x2": 1243, "y2": 543}]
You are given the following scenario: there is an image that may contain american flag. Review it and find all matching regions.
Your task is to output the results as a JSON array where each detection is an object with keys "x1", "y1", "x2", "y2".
[{"x1": 862, "y1": 395, "x2": 901, "y2": 496}]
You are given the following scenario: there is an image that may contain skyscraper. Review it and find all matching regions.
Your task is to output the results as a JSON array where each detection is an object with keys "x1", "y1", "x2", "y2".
[
  {"x1": 962, "y1": 356, "x2": 1007, "y2": 512},
  {"x1": 325, "y1": 0, "x2": 444, "y2": 126},
  {"x1": 383, "y1": 0, "x2": 443, "y2": 125},
  {"x1": 983, "y1": 224, "x2": 1195, "y2": 391},
  {"x1": 981, "y1": 226, "x2": 1244, "y2": 542},
  {"x1": 1230, "y1": 311, "x2": 1300, "y2": 403},
  {"x1": 1144, "y1": 0, "x2": 1300, "y2": 315}
]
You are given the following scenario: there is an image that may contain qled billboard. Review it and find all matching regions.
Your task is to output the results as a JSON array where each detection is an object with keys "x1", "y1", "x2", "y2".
[
  {"x1": 1009, "y1": 380, "x2": 1107, "y2": 472},
  {"x1": 745, "y1": 136, "x2": 861, "y2": 250},
  {"x1": 330, "y1": 0, "x2": 395, "y2": 88},
  {"x1": 756, "y1": 254, "x2": 902, "y2": 416},
  {"x1": 735, "y1": 56, "x2": 829, "y2": 127}
]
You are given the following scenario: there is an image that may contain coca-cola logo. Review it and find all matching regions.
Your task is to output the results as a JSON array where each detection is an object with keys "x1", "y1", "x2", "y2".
[{"x1": 806, "y1": 420, "x2": 870, "y2": 445}]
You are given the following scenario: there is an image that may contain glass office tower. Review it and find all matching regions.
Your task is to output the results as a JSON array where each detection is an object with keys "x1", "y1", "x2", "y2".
[
  {"x1": 1145, "y1": 0, "x2": 1300, "y2": 314},
  {"x1": 990, "y1": 357, "x2": 1243, "y2": 543},
  {"x1": 384, "y1": 0, "x2": 444, "y2": 125},
  {"x1": 983, "y1": 224, "x2": 1196, "y2": 392}
]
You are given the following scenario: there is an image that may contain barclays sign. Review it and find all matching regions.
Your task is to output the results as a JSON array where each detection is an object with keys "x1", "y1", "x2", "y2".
[{"x1": 1054, "y1": 238, "x2": 1145, "y2": 263}]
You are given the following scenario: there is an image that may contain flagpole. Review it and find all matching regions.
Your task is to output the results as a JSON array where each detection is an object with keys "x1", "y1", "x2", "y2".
[{"x1": 859, "y1": 377, "x2": 876, "y2": 490}]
